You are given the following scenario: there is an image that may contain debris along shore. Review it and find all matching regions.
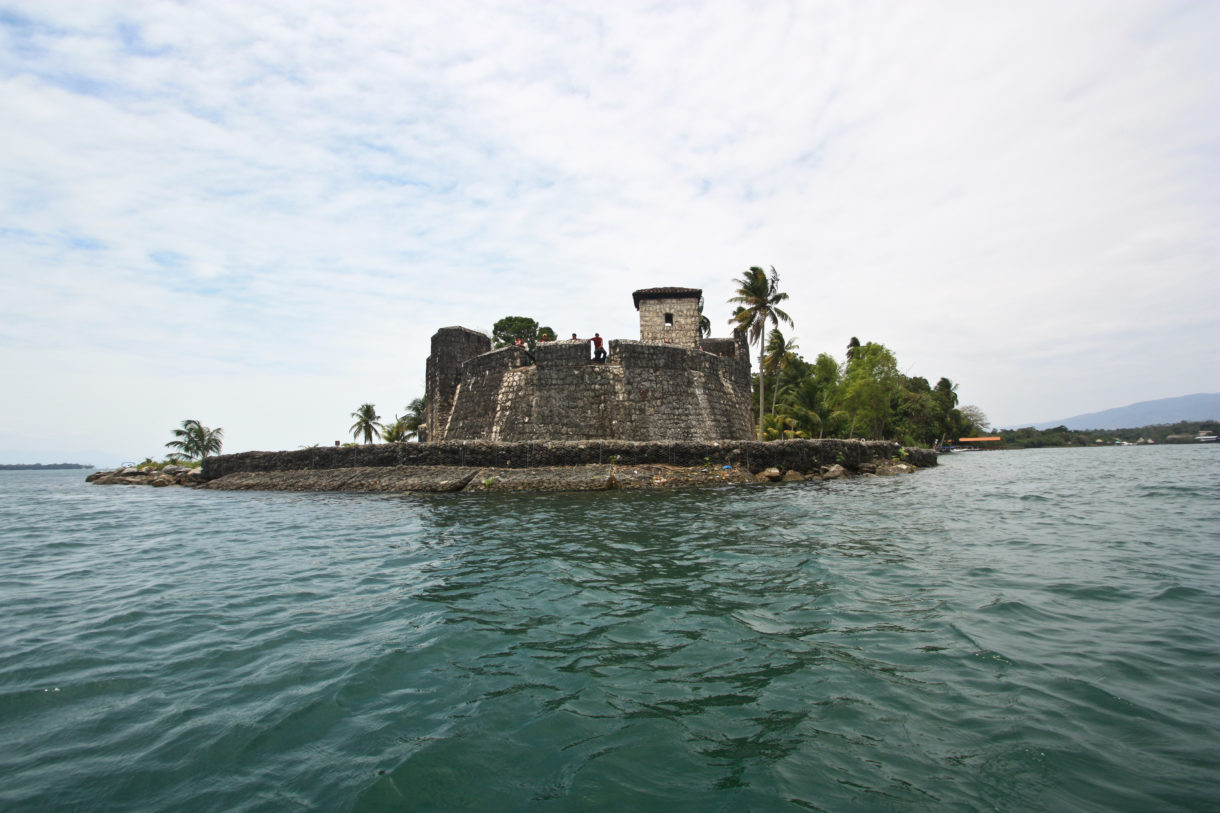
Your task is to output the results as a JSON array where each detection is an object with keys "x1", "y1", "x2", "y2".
[{"x1": 188, "y1": 439, "x2": 936, "y2": 494}]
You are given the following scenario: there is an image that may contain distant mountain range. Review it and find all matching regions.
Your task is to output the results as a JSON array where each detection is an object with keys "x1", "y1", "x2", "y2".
[{"x1": 1017, "y1": 393, "x2": 1220, "y2": 431}]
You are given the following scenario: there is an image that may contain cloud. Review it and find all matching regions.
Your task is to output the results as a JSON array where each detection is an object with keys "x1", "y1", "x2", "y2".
[{"x1": 1, "y1": 0, "x2": 1217, "y2": 462}]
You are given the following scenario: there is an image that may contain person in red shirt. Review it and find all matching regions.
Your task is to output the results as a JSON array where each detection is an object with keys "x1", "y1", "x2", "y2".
[{"x1": 590, "y1": 333, "x2": 606, "y2": 363}]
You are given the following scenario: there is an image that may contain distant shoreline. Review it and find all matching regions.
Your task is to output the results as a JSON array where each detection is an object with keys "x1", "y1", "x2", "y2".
[{"x1": 1, "y1": 463, "x2": 94, "y2": 470}]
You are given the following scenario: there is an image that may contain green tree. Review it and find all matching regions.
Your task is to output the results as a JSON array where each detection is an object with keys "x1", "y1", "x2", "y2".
[
  {"x1": 165, "y1": 419, "x2": 223, "y2": 461},
  {"x1": 492, "y1": 316, "x2": 544, "y2": 350},
  {"x1": 893, "y1": 376, "x2": 938, "y2": 447},
  {"x1": 350, "y1": 403, "x2": 383, "y2": 444},
  {"x1": 845, "y1": 336, "x2": 860, "y2": 363},
  {"x1": 728, "y1": 266, "x2": 793, "y2": 440},
  {"x1": 776, "y1": 379, "x2": 823, "y2": 439},
  {"x1": 381, "y1": 420, "x2": 409, "y2": 443},
  {"x1": 811, "y1": 352, "x2": 841, "y2": 390},
  {"x1": 932, "y1": 377, "x2": 960, "y2": 445},
  {"x1": 763, "y1": 412, "x2": 804, "y2": 441},
  {"x1": 763, "y1": 329, "x2": 800, "y2": 416},
  {"x1": 841, "y1": 342, "x2": 900, "y2": 439},
  {"x1": 394, "y1": 396, "x2": 428, "y2": 442},
  {"x1": 960, "y1": 405, "x2": 989, "y2": 435},
  {"x1": 774, "y1": 352, "x2": 848, "y2": 440}
]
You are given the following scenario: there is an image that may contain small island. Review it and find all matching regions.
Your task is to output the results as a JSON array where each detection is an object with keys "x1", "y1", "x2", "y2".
[{"x1": 92, "y1": 277, "x2": 954, "y2": 494}]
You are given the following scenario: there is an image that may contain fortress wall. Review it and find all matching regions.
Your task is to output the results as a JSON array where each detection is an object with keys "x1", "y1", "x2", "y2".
[
  {"x1": 461, "y1": 345, "x2": 529, "y2": 377},
  {"x1": 533, "y1": 339, "x2": 592, "y2": 366},
  {"x1": 441, "y1": 340, "x2": 752, "y2": 442},
  {"x1": 610, "y1": 340, "x2": 692, "y2": 369},
  {"x1": 441, "y1": 346, "x2": 522, "y2": 440},
  {"x1": 700, "y1": 337, "x2": 738, "y2": 358},
  {"x1": 201, "y1": 438, "x2": 935, "y2": 480},
  {"x1": 730, "y1": 330, "x2": 752, "y2": 395},
  {"x1": 445, "y1": 361, "x2": 624, "y2": 441},
  {"x1": 425, "y1": 327, "x2": 491, "y2": 442},
  {"x1": 604, "y1": 341, "x2": 753, "y2": 440}
]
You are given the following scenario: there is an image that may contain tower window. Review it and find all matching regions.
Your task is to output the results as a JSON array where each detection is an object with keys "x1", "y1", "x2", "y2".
[{"x1": 664, "y1": 313, "x2": 673, "y2": 326}]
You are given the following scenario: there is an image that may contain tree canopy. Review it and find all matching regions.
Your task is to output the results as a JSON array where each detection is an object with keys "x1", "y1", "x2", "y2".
[
  {"x1": 492, "y1": 316, "x2": 554, "y2": 351},
  {"x1": 349, "y1": 403, "x2": 383, "y2": 444},
  {"x1": 729, "y1": 266, "x2": 793, "y2": 439},
  {"x1": 719, "y1": 270, "x2": 983, "y2": 446},
  {"x1": 165, "y1": 419, "x2": 223, "y2": 460},
  {"x1": 383, "y1": 397, "x2": 427, "y2": 442}
]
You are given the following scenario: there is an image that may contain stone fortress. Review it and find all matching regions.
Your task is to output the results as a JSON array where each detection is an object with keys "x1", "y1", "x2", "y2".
[
  {"x1": 425, "y1": 287, "x2": 755, "y2": 442},
  {"x1": 184, "y1": 283, "x2": 935, "y2": 493}
]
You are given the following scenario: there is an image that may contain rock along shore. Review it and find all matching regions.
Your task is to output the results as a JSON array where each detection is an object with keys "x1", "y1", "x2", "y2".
[
  {"x1": 86, "y1": 465, "x2": 203, "y2": 487},
  {"x1": 183, "y1": 439, "x2": 936, "y2": 494}
]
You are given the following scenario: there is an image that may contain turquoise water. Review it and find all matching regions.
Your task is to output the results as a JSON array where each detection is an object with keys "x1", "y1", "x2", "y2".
[{"x1": 1, "y1": 447, "x2": 1217, "y2": 812}]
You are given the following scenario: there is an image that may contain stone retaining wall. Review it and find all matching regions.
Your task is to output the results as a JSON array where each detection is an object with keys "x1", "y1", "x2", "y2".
[{"x1": 202, "y1": 439, "x2": 937, "y2": 480}]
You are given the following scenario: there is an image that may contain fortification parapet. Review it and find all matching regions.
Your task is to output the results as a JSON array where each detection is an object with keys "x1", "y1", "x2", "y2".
[
  {"x1": 534, "y1": 340, "x2": 591, "y2": 367},
  {"x1": 610, "y1": 340, "x2": 712, "y2": 370},
  {"x1": 460, "y1": 345, "x2": 528, "y2": 378}
]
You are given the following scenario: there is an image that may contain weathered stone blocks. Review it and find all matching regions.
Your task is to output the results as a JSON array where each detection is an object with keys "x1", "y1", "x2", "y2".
[{"x1": 424, "y1": 287, "x2": 754, "y2": 443}]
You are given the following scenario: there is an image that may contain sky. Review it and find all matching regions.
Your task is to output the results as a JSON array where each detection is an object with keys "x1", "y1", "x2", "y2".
[{"x1": 1, "y1": 0, "x2": 1217, "y2": 465}]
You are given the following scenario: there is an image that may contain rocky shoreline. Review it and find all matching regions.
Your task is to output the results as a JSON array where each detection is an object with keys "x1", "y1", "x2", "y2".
[
  {"x1": 86, "y1": 465, "x2": 203, "y2": 487},
  {"x1": 87, "y1": 439, "x2": 936, "y2": 494},
  {"x1": 198, "y1": 458, "x2": 922, "y2": 494}
]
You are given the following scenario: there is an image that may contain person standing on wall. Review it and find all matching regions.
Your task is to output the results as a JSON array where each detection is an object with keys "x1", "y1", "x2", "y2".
[{"x1": 590, "y1": 333, "x2": 606, "y2": 363}]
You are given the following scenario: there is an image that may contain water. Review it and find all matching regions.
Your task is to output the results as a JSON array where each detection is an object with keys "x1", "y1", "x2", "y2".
[{"x1": 1, "y1": 447, "x2": 1217, "y2": 812}]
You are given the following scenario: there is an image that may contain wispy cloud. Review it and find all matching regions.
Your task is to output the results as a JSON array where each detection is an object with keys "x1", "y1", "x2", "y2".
[{"x1": 1, "y1": 0, "x2": 1216, "y2": 462}]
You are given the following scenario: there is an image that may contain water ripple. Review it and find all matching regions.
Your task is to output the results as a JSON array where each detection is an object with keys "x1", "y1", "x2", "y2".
[{"x1": 1, "y1": 449, "x2": 1218, "y2": 811}]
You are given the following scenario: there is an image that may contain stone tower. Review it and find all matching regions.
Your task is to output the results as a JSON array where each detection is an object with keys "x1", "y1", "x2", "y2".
[
  {"x1": 425, "y1": 326, "x2": 492, "y2": 442},
  {"x1": 633, "y1": 287, "x2": 702, "y2": 347}
]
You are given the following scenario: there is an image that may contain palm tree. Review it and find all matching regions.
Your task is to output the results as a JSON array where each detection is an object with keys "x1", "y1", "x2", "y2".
[
  {"x1": 165, "y1": 419, "x2": 223, "y2": 461},
  {"x1": 777, "y1": 379, "x2": 823, "y2": 439},
  {"x1": 349, "y1": 403, "x2": 384, "y2": 444},
  {"x1": 846, "y1": 336, "x2": 860, "y2": 364},
  {"x1": 401, "y1": 397, "x2": 427, "y2": 441},
  {"x1": 763, "y1": 329, "x2": 799, "y2": 416},
  {"x1": 382, "y1": 397, "x2": 427, "y2": 443},
  {"x1": 933, "y1": 377, "x2": 960, "y2": 447},
  {"x1": 697, "y1": 296, "x2": 712, "y2": 338},
  {"x1": 728, "y1": 266, "x2": 793, "y2": 439},
  {"x1": 381, "y1": 419, "x2": 409, "y2": 443},
  {"x1": 763, "y1": 413, "x2": 805, "y2": 441}
]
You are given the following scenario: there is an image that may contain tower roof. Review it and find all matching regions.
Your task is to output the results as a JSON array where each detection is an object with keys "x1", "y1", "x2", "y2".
[{"x1": 631, "y1": 287, "x2": 702, "y2": 310}]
